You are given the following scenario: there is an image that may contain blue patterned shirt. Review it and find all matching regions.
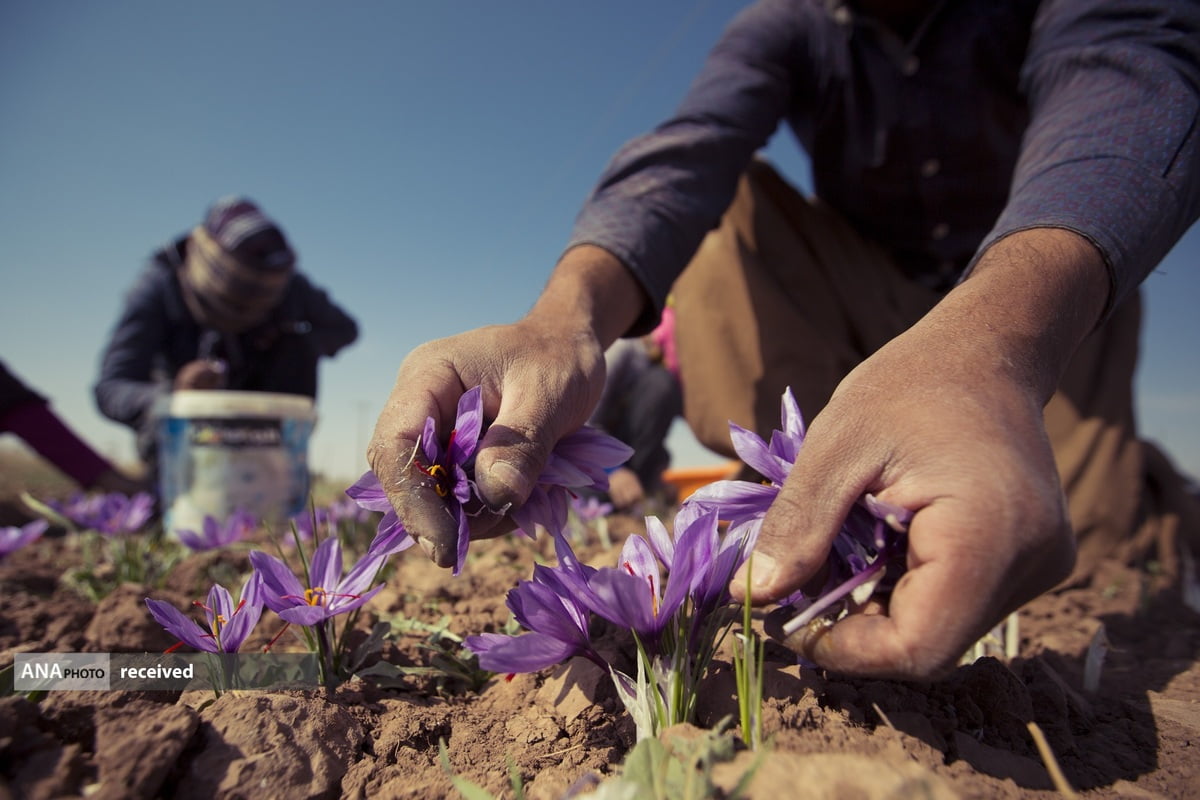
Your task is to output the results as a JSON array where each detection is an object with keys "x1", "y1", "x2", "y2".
[{"x1": 567, "y1": 0, "x2": 1200, "y2": 325}]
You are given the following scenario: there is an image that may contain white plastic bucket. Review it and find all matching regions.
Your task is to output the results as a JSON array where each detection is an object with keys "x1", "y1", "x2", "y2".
[{"x1": 156, "y1": 390, "x2": 317, "y2": 538}]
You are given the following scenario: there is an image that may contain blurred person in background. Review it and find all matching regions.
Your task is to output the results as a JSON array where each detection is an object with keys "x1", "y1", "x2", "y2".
[
  {"x1": 1, "y1": 359, "x2": 144, "y2": 524},
  {"x1": 94, "y1": 196, "x2": 358, "y2": 467}
]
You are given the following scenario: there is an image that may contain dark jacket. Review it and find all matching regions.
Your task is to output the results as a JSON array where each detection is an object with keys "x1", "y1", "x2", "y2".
[{"x1": 94, "y1": 237, "x2": 358, "y2": 438}]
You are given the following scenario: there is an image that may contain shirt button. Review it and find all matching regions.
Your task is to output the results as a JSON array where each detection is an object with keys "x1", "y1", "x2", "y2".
[
  {"x1": 902, "y1": 56, "x2": 920, "y2": 76},
  {"x1": 931, "y1": 222, "x2": 950, "y2": 241},
  {"x1": 920, "y1": 158, "x2": 941, "y2": 178}
]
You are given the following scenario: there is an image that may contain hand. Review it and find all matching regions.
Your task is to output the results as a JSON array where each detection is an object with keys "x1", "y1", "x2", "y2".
[
  {"x1": 173, "y1": 359, "x2": 227, "y2": 390},
  {"x1": 607, "y1": 467, "x2": 645, "y2": 511},
  {"x1": 733, "y1": 228, "x2": 1110, "y2": 680},
  {"x1": 368, "y1": 246, "x2": 648, "y2": 567}
]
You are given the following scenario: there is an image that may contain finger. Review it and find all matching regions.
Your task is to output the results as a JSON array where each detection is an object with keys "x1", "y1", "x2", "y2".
[
  {"x1": 472, "y1": 377, "x2": 589, "y2": 512},
  {"x1": 367, "y1": 356, "x2": 467, "y2": 567},
  {"x1": 731, "y1": 414, "x2": 880, "y2": 604},
  {"x1": 773, "y1": 503, "x2": 1000, "y2": 680}
]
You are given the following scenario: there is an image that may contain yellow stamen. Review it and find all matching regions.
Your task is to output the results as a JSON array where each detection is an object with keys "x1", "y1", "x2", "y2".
[
  {"x1": 305, "y1": 587, "x2": 327, "y2": 606},
  {"x1": 426, "y1": 464, "x2": 449, "y2": 497}
]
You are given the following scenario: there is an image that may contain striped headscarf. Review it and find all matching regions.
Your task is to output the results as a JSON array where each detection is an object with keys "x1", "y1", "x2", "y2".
[{"x1": 179, "y1": 197, "x2": 296, "y2": 333}]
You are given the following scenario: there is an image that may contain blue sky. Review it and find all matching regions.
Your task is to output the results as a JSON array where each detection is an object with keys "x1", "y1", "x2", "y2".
[{"x1": 2, "y1": 1, "x2": 1197, "y2": 485}]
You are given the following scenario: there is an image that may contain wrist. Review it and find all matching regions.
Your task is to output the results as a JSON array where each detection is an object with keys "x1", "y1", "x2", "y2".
[
  {"x1": 526, "y1": 245, "x2": 648, "y2": 349},
  {"x1": 933, "y1": 228, "x2": 1110, "y2": 403}
]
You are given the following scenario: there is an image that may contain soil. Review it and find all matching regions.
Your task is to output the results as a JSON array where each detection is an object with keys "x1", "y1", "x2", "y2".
[{"x1": 2, "y1": 465, "x2": 1199, "y2": 799}]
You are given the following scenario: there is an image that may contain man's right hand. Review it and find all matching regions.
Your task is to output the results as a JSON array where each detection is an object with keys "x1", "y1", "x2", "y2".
[{"x1": 368, "y1": 245, "x2": 648, "y2": 567}]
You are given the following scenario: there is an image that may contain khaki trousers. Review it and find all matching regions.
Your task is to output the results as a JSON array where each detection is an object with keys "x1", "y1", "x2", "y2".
[{"x1": 672, "y1": 160, "x2": 1198, "y2": 580}]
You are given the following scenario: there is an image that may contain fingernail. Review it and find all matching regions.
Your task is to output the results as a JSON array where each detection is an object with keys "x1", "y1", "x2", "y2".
[
  {"x1": 417, "y1": 536, "x2": 436, "y2": 562},
  {"x1": 733, "y1": 552, "x2": 776, "y2": 591},
  {"x1": 489, "y1": 460, "x2": 531, "y2": 499},
  {"x1": 750, "y1": 553, "x2": 776, "y2": 589}
]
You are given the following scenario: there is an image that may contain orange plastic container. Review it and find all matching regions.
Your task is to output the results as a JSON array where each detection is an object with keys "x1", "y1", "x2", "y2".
[{"x1": 661, "y1": 461, "x2": 742, "y2": 502}]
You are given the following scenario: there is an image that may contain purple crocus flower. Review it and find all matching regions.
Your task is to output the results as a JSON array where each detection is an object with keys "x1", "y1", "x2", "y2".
[
  {"x1": 465, "y1": 531, "x2": 606, "y2": 673},
  {"x1": 145, "y1": 573, "x2": 264, "y2": 653},
  {"x1": 346, "y1": 471, "x2": 414, "y2": 559},
  {"x1": 579, "y1": 505, "x2": 759, "y2": 652},
  {"x1": 327, "y1": 495, "x2": 375, "y2": 527},
  {"x1": 176, "y1": 510, "x2": 256, "y2": 552},
  {"x1": 570, "y1": 494, "x2": 613, "y2": 523},
  {"x1": 686, "y1": 386, "x2": 913, "y2": 631},
  {"x1": 57, "y1": 491, "x2": 156, "y2": 535},
  {"x1": 0, "y1": 519, "x2": 48, "y2": 559},
  {"x1": 249, "y1": 537, "x2": 386, "y2": 626},
  {"x1": 349, "y1": 385, "x2": 631, "y2": 571},
  {"x1": 511, "y1": 427, "x2": 633, "y2": 538},
  {"x1": 686, "y1": 388, "x2": 806, "y2": 523},
  {"x1": 403, "y1": 384, "x2": 485, "y2": 575}
]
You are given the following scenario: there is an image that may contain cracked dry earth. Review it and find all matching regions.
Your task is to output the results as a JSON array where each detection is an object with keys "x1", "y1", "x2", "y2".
[{"x1": 1, "y1": 487, "x2": 1198, "y2": 799}]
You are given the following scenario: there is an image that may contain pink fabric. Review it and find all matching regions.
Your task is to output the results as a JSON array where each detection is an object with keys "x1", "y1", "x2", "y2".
[{"x1": 649, "y1": 305, "x2": 679, "y2": 379}]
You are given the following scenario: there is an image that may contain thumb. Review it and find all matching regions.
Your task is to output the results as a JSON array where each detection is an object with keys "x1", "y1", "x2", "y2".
[
  {"x1": 471, "y1": 383, "x2": 580, "y2": 511},
  {"x1": 731, "y1": 419, "x2": 879, "y2": 604}
]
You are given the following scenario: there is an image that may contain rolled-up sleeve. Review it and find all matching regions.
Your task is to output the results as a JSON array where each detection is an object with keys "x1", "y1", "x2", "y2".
[
  {"x1": 565, "y1": 0, "x2": 808, "y2": 326},
  {"x1": 974, "y1": 0, "x2": 1200, "y2": 310}
]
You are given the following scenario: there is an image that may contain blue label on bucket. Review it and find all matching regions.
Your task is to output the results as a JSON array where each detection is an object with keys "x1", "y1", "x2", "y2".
[{"x1": 188, "y1": 418, "x2": 282, "y2": 448}]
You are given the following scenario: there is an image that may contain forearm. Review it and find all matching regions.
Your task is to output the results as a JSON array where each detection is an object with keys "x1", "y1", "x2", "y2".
[{"x1": 927, "y1": 227, "x2": 1110, "y2": 404}]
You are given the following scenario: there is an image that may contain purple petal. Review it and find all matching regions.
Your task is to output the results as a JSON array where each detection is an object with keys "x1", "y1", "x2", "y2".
[
  {"x1": 249, "y1": 550, "x2": 308, "y2": 611},
  {"x1": 618, "y1": 534, "x2": 660, "y2": 587},
  {"x1": 507, "y1": 580, "x2": 592, "y2": 646},
  {"x1": 451, "y1": 464, "x2": 472, "y2": 504},
  {"x1": 466, "y1": 631, "x2": 580, "y2": 673},
  {"x1": 365, "y1": 511, "x2": 414, "y2": 558},
  {"x1": 278, "y1": 603, "x2": 332, "y2": 626},
  {"x1": 218, "y1": 574, "x2": 264, "y2": 652},
  {"x1": 339, "y1": 553, "x2": 387, "y2": 599},
  {"x1": 346, "y1": 471, "x2": 391, "y2": 512},
  {"x1": 449, "y1": 385, "x2": 484, "y2": 464},
  {"x1": 206, "y1": 583, "x2": 235, "y2": 628},
  {"x1": 583, "y1": 567, "x2": 663, "y2": 639},
  {"x1": 325, "y1": 582, "x2": 385, "y2": 617},
  {"x1": 863, "y1": 493, "x2": 913, "y2": 531},
  {"x1": 551, "y1": 428, "x2": 634, "y2": 486},
  {"x1": 176, "y1": 527, "x2": 209, "y2": 551},
  {"x1": 643, "y1": 515, "x2": 675, "y2": 566},
  {"x1": 419, "y1": 416, "x2": 442, "y2": 465},
  {"x1": 729, "y1": 423, "x2": 789, "y2": 485},
  {"x1": 686, "y1": 480, "x2": 778, "y2": 523},
  {"x1": 145, "y1": 598, "x2": 218, "y2": 653},
  {"x1": 0, "y1": 519, "x2": 48, "y2": 556},
  {"x1": 308, "y1": 538, "x2": 343, "y2": 594},
  {"x1": 535, "y1": 452, "x2": 595, "y2": 489}
]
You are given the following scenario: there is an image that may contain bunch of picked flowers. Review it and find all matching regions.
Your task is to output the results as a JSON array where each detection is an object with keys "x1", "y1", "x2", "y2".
[
  {"x1": 347, "y1": 385, "x2": 633, "y2": 571},
  {"x1": 686, "y1": 387, "x2": 912, "y2": 639}
]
